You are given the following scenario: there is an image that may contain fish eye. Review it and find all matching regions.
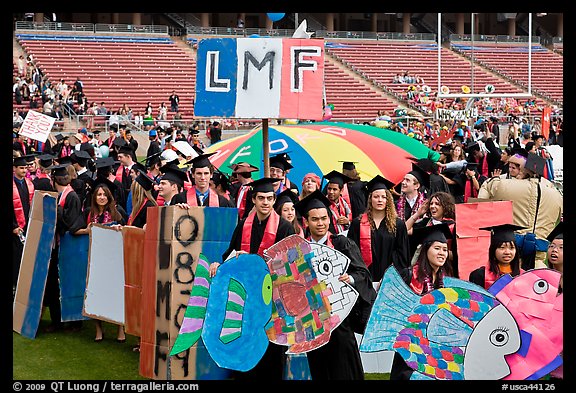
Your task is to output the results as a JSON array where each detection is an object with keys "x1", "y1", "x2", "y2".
[
  {"x1": 317, "y1": 259, "x2": 333, "y2": 276},
  {"x1": 489, "y1": 328, "x2": 510, "y2": 347},
  {"x1": 533, "y1": 279, "x2": 549, "y2": 294},
  {"x1": 261, "y1": 274, "x2": 273, "y2": 306}
]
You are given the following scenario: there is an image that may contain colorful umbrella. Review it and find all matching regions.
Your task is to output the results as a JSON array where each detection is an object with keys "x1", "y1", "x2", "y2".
[{"x1": 205, "y1": 121, "x2": 440, "y2": 187}]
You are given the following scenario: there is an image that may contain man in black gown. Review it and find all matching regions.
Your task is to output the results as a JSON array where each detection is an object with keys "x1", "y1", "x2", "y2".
[
  {"x1": 210, "y1": 177, "x2": 295, "y2": 381},
  {"x1": 294, "y1": 190, "x2": 377, "y2": 380}
]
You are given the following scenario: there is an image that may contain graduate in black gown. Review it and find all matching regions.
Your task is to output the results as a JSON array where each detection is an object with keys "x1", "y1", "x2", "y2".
[
  {"x1": 347, "y1": 175, "x2": 410, "y2": 283},
  {"x1": 294, "y1": 190, "x2": 377, "y2": 380},
  {"x1": 340, "y1": 161, "x2": 368, "y2": 221},
  {"x1": 157, "y1": 164, "x2": 187, "y2": 206},
  {"x1": 32, "y1": 154, "x2": 55, "y2": 191},
  {"x1": 127, "y1": 169, "x2": 158, "y2": 229},
  {"x1": 43, "y1": 163, "x2": 84, "y2": 332},
  {"x1": 209, "y1": 177, "x2": 295, "y2": 380}
]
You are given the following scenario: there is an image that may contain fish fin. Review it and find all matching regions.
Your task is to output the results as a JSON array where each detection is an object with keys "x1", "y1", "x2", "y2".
[
  {"x1": 410, "y1": 372, "x2": 435, "y2": 380},
  {"x1": 488, "y1": 274, "x2": 513, "y2": 296},
  {"x1": 517, "y1": 329, "x2": 533, "y2": 357},
  {"x1": 427, "y1": 308, "x2": 473, "y2": 347},
  {"x1": 444, "y1": 276, "x2": 493, "y2": 297},
  {"x1": 527, "y1": 355, "x2": 563, "y2": 380},
  {"x1": 219, "y1": 278, "x2": 246, "y2": 344},
  {"x1": 170, "y1": 254, "x2": 212, "y2": 356},
  {"x1": 360, "y1": 266, "x2": 419, "y2": 352}
]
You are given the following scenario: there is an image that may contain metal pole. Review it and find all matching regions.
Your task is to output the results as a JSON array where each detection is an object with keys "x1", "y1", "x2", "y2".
[
  {"x1": 295, "y1": 13, "x2": 299, "y2": 30},
  {"x1": 528, "y1": 13, "x2": 532, "y2": 96},
  {"x1": 437, "y1": 13, "x2": 441, "y2": 95},
  {"x1": 471, "y1": 13, "x2": 475, "y2": 93},
  {"x1": 262, "y1": 118, "x2": 270, "y2": 177}
]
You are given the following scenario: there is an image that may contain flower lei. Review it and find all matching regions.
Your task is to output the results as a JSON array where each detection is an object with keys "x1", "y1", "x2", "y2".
[
  {"x1": 396, "y1": 191, "x2": 427, "y2": 221},
  {"x1": 91, "y1": 210, "x2": 113, "y2": 224}
]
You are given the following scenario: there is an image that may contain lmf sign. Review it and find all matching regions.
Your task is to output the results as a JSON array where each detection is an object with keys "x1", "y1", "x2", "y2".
[{"x1": 194, "y1": 37, "x2": 324, "y2": 120}]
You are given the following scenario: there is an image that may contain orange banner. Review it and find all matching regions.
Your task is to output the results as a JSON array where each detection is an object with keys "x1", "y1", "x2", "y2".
[{"x1": 541, "y1": 106, "x2": 551, "y2": 141}]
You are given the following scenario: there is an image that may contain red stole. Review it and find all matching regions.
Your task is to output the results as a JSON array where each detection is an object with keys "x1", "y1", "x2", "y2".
[
  {"x1": 359, "y1": 213, "x2": 373, "y2": 267},
  {"x1": 12, "y1": 178, "x2": 34, "y2": 228},
  {"x1": 409, "y1": 265, "x2": 424, "y2": 294},
  {"x1": 115, "y1": 165, "x2": 125, "y2": 184},
  {"x1": 186, "y1": 187, "x2": 219, "y2": 207},
  {"x1": 241, "y1": 210, "x2": 280, "y2": 257},
  {"x1": 464, "y1": 178, "x2": 478, "y2": 203},
  {"x1": 236, "y1": 183, "x2": 252, "y2": 218},
  {"x1": 58, "y1": 185, "x2": 74, "y2": 207}
]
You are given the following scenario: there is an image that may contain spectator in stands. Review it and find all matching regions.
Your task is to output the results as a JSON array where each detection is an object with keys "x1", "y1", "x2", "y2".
[
  {"x1": 208, "y1": 121, "x2": 222, "y2": 145},
  {"x1": 133, "y1": 111, "x2": 143, "y2": 129},
  {"x1": 74, "y1": 77, "x2": 83, "y2": 93},
  {"x1": 168, "y1": 91, "x2": 180, "y2": 113},
  {"x1": 13, "y1": 78, "x2": 22, "y2": 105},
  {"x1": 13, "y1": 110, "x2": 24, "y2": 127},
  {"x1": 98, "y1": 102, "x2": 108, "y2": 116},
  {"x1": 17, "y1": 55, "x2": 26, "y2": 78},
  {"x1": 157, "y1": 102, "x2": 168, "y2": 121},
  {"x1": 144, "y1": 102, "x2": 153, "y2": 117},
  {"x1": 21, "y1": 81, "x2": 30, "y2": 101},
  {"x1": 43, "y1": 99, "x2": 55, "y2": 117},
  {"x1": 56, "y1": 79, "x2": 68, "y2": 96}
]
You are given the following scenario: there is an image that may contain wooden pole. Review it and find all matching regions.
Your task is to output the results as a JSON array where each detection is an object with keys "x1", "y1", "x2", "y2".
[{"x1": 262, "y1": 118, "x2": 270, "y2": 177}]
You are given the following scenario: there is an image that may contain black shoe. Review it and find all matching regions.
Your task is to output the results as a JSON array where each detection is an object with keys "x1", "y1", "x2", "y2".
[
  {"x1": 94, "y1": 336, "x2": 104, "y2": 343},
  {"x1": 116, "y1": 338, "x2": 126, "y2": 343}
]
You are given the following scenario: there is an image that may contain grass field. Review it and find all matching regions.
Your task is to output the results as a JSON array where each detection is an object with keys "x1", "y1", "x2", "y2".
[{"x1": 14, "y1": 310, "x2": 389, "y2": 380}]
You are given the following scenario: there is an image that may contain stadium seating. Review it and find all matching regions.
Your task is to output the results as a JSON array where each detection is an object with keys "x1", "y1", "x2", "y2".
[
  {"x1": 451, "y1": 43, "x2": 563, "y2": 104},
  {"x1": 16, "y1": 34, "x2": 197, "y2": 124}
]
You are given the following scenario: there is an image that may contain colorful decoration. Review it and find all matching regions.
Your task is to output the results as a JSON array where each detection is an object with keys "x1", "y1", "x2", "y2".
[
  {"x1": 360, "y1": 266, "x2": 521, "y2": 380},
  {"x1": 267, "y1": 13, "x2": 286, "y2": 22},
  {"x1": 491, "y1": 269, "x2": 563, "y2": 380},
  {"x1": 58, "y1": 232, "x2": 90, "y2": 322},
  {"x1": 263, "y1": 235, "x2": 357, "y2": 354},
  {"x1": 205, "y1": 122, "x2": 440, "y2": 187},
  {"x1": 99, "y1": 144, "x2": 109, "y2": 158},
  {"x1": 171, "y1": 253, "x2": 273, "y2": 372}
]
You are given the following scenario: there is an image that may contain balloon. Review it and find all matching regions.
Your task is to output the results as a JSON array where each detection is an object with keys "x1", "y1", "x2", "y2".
[
  {"x1": 322, "y1": 106, "x2": 333, "y2": 121},
  {"x1": 284, "y1": 119, "x2": 299, "y2": 125},
  {"x1": 99, "y1": 144, "x2": 109, "y2": 158},
  {"x1": 267, "y1": 13, "x2": 285, "y2": 22},
  {"x1": 327, "y1": 103, "x2": 335, "y2": 111}
]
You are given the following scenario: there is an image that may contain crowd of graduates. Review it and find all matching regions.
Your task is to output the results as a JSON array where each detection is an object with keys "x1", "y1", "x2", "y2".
[{"x1": 12, "y1": 117, "x2": 563, "y2": 380}]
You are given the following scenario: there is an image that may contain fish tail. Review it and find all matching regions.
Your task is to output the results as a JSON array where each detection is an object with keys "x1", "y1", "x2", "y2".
[
  {"x1": 219, "y1": 278, "x2": 246, "y2": 344},
  {"x1": 360, "y1": 266, "x2": 420, "y2": 352},
  {"x1": 170, "y1": 254, "x2": 212, "y2": 356}
]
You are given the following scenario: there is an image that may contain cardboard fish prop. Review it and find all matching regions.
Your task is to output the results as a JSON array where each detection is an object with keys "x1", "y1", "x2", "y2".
[
  {"x1": 490, "y1": 269, "x2": 563, "y2": 380},
  {"x1": 360, "y1": 266, "x2": 521, "y2": 380},
  {"x1": 170, "y1": 253, "x2": 272, "y2": 372},
  {"x1": 263, "y1": 235, "x2": 357, "y2": 354}
]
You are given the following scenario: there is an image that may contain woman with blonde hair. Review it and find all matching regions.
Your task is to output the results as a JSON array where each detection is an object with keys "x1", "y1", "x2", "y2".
[
  {"x1": 347, "y1": 175, "x2": 410, "y2": 283},
  {"x1": 127, "y1": 169, "x2": 158, "y2": 229},
  {"x1": 300, "y1": 172, "x2": 321, "y2": 200}
]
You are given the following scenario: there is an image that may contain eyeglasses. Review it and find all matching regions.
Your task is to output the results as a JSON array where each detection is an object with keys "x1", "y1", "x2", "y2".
[{"x1": 548, "y1": 244, "x2": 563, "y2": 251}]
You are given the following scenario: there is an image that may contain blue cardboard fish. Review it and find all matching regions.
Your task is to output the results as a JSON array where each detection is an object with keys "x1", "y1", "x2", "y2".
[{"x1": 360, "y1": 266, "x2": 521, "y2": 380}]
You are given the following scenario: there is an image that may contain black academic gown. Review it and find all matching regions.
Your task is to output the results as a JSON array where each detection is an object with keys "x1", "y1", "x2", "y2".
[
  {"x1": 12, "y1": 178, "x2": 32, "y2": 287},
  {"x1": 305, "y1": 234, "x2": 377, "y2": 380},
  {"x1": 129, "y1": 199, "x2": 155, "y2": 228},
  {"x1": 468, "y1": 266, "x2": 488, "y2": 289},
  {"x1": 222, "y1": 213, "x2": 295, "y2": 380},
  {"x1": 32, "y1": 175, "x2": 54, "y2": 192},
  {"x1": 44, "y1": 188, "x2": 83, "y2": 328},
  {"x1": 347, "y1": 216, "x2": 410, "y2": 283},
  {"x1": 345, "y1": 180, "x2": 368, "y2": 220}
]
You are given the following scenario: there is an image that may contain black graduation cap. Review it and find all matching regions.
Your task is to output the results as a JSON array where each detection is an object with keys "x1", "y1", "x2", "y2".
[
  {"x1": 71, "y1": 149, "x2": 92, "y2": 166},
  {"x1": 112, "y1": 138, "x2": 127, "y2": 149},
  {"x1": 38, "y1": 154, "x2": 55, "y2": 168},
  {"x1": 21, "y1": 154, "x2": 37, "y2": 164},
  {"x1": 339, "y1": 161, "x2": 357, "y2": 171},
  {"x1": 249, "y1": 177, "x2": 278, "y2": 194},
  {"x1": 95, "y1": 157, "x2": 119, "y2": 169},
  {"x1": 187, "y1": 152, "x2": 216, "y2": 169},
  {"x1": 79, "y1": 142, "x2": 95, "y2": 154},
  {"x1": 532, "y1": 134, "x2": 545, "y2": 141},
  {"x1": 13, "y1": 156, "x2": 28, "y2": 167},
  {"x1": 524, "y1": 153, "x2": 546, "y2": 177},
  {"x1": 323, "y1": 170, "x2": 352, "y2": 187},
  {"x1": 465, "y1": 161, "x2": 479, "y2": 171},
  {"x1": 164, "y1": 135, "x2": 173, "y2": 144},
  {"x1": 118, "y1": 144, "x2": 134, "y2": 156},
  {"x1": 92, "y1": 177, "x2": 117, "y2": 193},
  {"x1": 294, "y1": 189, "x2": 332, "y2": 218},
  {"x1": 407, "y1": 162, "x2": 430, "y2": 188},
  {"x1": 93, "y1": 130, "x2": 101, "y2": 135},
  {"x1": 466, "y1": 141, "x2": 481, "y2": 155},
  {"x1": 452, "y1": 134, "x2": 464, "y2": 143},
  {"x1": 281, "y1": 152, "x2": 292, "y2": 161},
  {"x1": 439, "y1": 145, "x2": 452, "y2": 155},
  {"x1": 109, "y1": 123, "x2": 118, "y2": 131},
  {"x1": 192, "y1": 145, "x2": 204, "y2": 155},
  {"x1": 274, "y1": 188, "x2": 299, "y2": 210},
  {"x1": 47, "y1": 163, "x2": 71, "y2": 177},
  {"x1": 366, "y1": 174, "x2": 395, "y2": 194},
  {"x1": 479, "y1": 223, "x2": 526, "y2": 244},
  {"x1": 412, "y1": 223, "x2": 454, "y2": 245},
  {"x1": 56, "y1": 155, "x2": 73, "y2": 166},
  {"x1": 55, "y1": 133, "x2": 64, "y2": 142},
  {"x1": 269, "y1": 154, "x2": 293, "y2": 171},
  {"x1": 134, "y1": 168, "x2": 155, "y2": 192},
  {"x1": 159, "y1": 164, "x2": 187, "y2": 187},
  {"x1": 212, "y1": 169, "x2": 231, "y2": 191},
  {"x1": 546, "y1": 221, "x2": 563, "y2": 242}
]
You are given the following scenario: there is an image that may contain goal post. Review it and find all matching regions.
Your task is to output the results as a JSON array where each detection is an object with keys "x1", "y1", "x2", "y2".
[{"x1": 436, "y1": 12, "x2": 534, "y2": 99}]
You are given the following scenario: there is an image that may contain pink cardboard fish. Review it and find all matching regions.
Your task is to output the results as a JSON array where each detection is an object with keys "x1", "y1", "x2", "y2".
[{"x1": 488, "y1": 269, "x2": 563, "y2": 380}]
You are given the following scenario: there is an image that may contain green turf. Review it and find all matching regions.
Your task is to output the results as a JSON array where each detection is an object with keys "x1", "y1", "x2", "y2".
[{"x1": 14, "y1": 309, "x2": 390, "y2": 380}]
